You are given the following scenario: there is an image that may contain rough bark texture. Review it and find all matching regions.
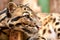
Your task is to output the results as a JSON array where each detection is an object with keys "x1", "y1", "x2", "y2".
[
  {"x1": 9, "y1": 30, "x2": 23, "y2": 40},
  {"x1": 50, "y1": 0, "x2": 60, "y2": 13}
]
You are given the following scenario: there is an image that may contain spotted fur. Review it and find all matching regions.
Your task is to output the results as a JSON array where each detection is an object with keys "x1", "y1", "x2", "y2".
[
  {"x1": 28, "y1": 13, "x2": 60, "y2": 40},
  {"x1": 1, "y1": 2, "x2": 60, "y2": 40},
  {"x1": 37, "y1": 13, "x2": 60, "y2": 40}
]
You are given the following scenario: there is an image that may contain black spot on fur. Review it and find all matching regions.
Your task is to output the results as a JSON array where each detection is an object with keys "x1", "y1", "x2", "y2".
[
  {"x1": 57, "y1": 33, "x2": 60, "y2": 39},
  {"x1": 28, "y1": 24, "x2": 32, "y2": 26},
  {"x1": 0, "y1": 30, "x2": 8, "y2": 36},
  {"x1": 0, "y1": 16, "x2": 7, "y2": 22},
  {"x1": 6, "y1": 9, "x2": 12, "y2": 18},
  {"x1": 44, "y1": 22, "x2": 48, "y2": 26},
  {"x1": 55, "y1": 22, "x2": 59, "y2": 25},
  {"x1": 22, "y1": 23, "x2": 27, "y2": 25},
  {"x1": 15, "y1": 23, "x2": 22, "y2": 27},
  {"x1": 54, "y1": 28, "x2": 56, "y2": 32},
  {"x1": 41, "y1": 37, "x2": 46, "y2": 40},
  {"x1": 58, "y1": 28, "x2": 60, "y2": 31},
  {"x1": 7, "y1": 20, "x2": 9, "y2": 23},
  {"x1": 11, "y1": 16, "x2": 21, "y2": 22},
  {"x1": 0, "y1": 26, "x2": 9, "y2": 30},
  {"x1": 48, "y1": 30, "x2": 52, "y2": 33},
  {"x1": 9, "y1": 24, "x2": 14, "y2": 28},
  {"x1": 43, "y1": 29, "x2": 46, "y2": 35},
  {"x1": 53, "y1": 18, "x2": 56, "y2": 23},
  {"x1": 11, "y1": 15, "x2": 32, "y2": 22},
  {"x1": 35, "y1": 25, "x2": 39, "y2": 29},
  {"x1": 11, "y1": 16, "x2": 26, "y2": 22},
  {"x1": 22, "y1": 28, "x2": 32, "y2": 34}
]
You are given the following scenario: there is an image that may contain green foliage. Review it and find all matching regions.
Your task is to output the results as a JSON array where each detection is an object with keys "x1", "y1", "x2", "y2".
[{"x1": 38, "y1": 0, "x2": 50, "y2": 13}]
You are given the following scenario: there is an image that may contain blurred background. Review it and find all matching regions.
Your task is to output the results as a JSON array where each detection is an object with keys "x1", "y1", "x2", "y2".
[{"x1": 0, "y1": 0, "x2": 60, "y2": 13}]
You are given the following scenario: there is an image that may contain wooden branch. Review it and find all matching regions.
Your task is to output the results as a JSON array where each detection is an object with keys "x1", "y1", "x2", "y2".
[{"x1": 9, "y1": 30, "x2": 23, "y2": 40}]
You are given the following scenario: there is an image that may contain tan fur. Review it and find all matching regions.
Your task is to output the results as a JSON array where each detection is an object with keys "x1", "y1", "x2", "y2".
[
  {"x1": 7, "y1": 2, "x2": 40, "y2": 39},
  {"x1": 37, "y1": 13, "x2": 60, "y2": 40}
]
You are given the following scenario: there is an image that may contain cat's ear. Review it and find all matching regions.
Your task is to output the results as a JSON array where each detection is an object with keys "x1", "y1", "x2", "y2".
[{"x1": 7, "y1": 2, "x2": 17, "y2": 13}]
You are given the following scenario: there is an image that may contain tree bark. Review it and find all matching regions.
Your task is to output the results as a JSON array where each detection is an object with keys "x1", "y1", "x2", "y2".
[
  {"x1": 50, "y1": 0, "x2": 60, "y2": 13},
  {"x1": 9, "y1": 30, "x2": 23, "y2": 40}
]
